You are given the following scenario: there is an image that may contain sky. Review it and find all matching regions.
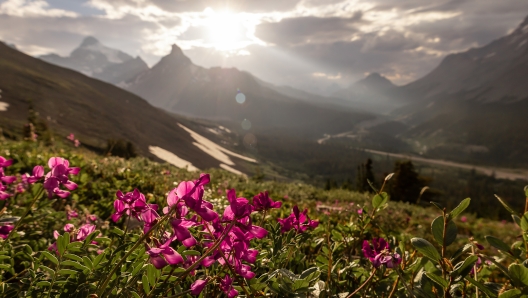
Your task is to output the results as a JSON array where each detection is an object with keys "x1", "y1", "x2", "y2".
[{"x1": 0, "y1": 0, "x2": 526, "y2": 95}]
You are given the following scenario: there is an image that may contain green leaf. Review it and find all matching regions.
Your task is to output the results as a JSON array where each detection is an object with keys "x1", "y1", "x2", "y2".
[
  {"x1": 22, "y1": 244, "x2": 33, "y2": 255},
  {"x1": 40, "y1": 251, "x2": 58, "y2": 265},
  {"x1": 39, "y1": 265, "x2": 55, "y2": 275},
  {"x1": 452, "y1": 255, "x2": 478, "y2": 280},
  {"x1": 57, "y1": 269, "x2": 77, "y2": 275},
  {"x1": 466, "y1": 276, "x2": 497, "y2": 298},
  {"x1": 130, "y1": 291, "x2": 141, "y2": 298},
  {"x1": 372, "y1": 192, "x2": 389, "y2": 209},
  {"x1": 63, "y1": 253, "x2": 83, "y2": 262},
  {"x1": 431, "y1": 216, "x2": 458, "y2": 247},
  {"x1": 485, "y1": 236, "x2": 511, "y2": 254},
  {"x1": 82, "y1": 256, "x2": 93, "y2": 270},
  {"x1": 110, "y1": 227, "x2": 125, "y2": 236},
  {"x1": 299, "y1": 267, "x2": 320, "y2": 281},
  {"x1": 411, "y1": 238, "x2": 441, "y2": 262},
  {"x1": 132, "y1": 263, "x2": 146, "y2": 276},
  {"x1": 92, "y1": 251, "x2": 106, "y2": 268},
  {"x1": 450, "y1": 198, "x2": 471, "y2": 219},
  {"x1": 512, "y1": 215, "x2": 521, "y2": 227},
  {"x1": 450, "y1": 244, "x2": 473, "y2": 262},
  {"x1": 66, "y1": 242, "x2": 82, "y2": 252},
  {"x1": 62, "y1": 260, "x2": 90, "y2": 272},
  {"x1": 57, "y1": 233, "x2": 69, "y2": 256},
  {"x1": 524, "y1": 185, "x2": 528, "y2": 198},
  {"x1": 494, "y1": 195, "x2": 516, "y2": 215},
  {"x1": 94, "y1": 237, "x2": 111, "y2": 243},
  {"x1": 182, "y1": 250, "x2": 201, "y2": 256},
  {"x1": 83, "y1": 230, "x2": 99, "y2": 246},
  {"x1": 499, "y1": 289, "x2": 523, "y2": 298},
  {"x1": 142, "y1": 274, "x2": 150, "y2": 294},
  {"x1": 292, "y1": 279, "x2": 310, "y2": 292},
  {"x1": 36, "y1": 281, "x2": 51, "y2": 287},
  {"x1": 430, "y1": 201, "x2": 443, "y2": 211},
  {"x1": 508, "y1": 264, "x2": 528, "y2": 287},
  {"x1": 521, "y1": 212, "x2": 528, "y2": 232},
  {"x1": 146, "y1": 264, "x2": 156, "y2": 286},
  {"x1": 425, "y1": 272, "x2": 448, "y2": 289}
]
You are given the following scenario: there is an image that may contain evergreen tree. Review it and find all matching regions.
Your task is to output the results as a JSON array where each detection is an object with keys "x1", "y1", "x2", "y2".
[
  {"x1": 355, "y1": 158, "x2": 376, "y2": 193},
  {"x1": 389, "y1": 160, "x2": 424, "y2": 203}
]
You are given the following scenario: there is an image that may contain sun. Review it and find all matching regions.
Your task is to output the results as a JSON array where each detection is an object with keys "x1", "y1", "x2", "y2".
[{"x1": 204, "y1": 10, "x2": 247, "y2": 51}]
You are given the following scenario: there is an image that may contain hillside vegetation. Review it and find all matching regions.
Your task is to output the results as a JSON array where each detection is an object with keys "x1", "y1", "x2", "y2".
[{"x1": 0, "y1": 139, "x2": 526, "y2": 297}]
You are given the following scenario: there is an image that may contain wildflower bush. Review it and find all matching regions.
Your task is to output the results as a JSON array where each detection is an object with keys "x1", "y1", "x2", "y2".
[{"x1": 0, "y1": 140, "x2": 527, "y2": 297}]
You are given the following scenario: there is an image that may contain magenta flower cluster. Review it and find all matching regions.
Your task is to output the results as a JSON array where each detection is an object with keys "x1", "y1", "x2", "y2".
[
  {"x1": 29, "y1": 157, "x2": 80, "y2": 198},
  {"x1": 0, "y1": 156, "x2": 16, "y2": 200},
  {"x1": 362, "y1": 238, "x2": 402, "y2": 268},
  {"x1": 111, "y1": 174, "x2": 293, "y2": 296},
  {"x1": 278, "y1": 205, "x2": 319, "y2": 233}
]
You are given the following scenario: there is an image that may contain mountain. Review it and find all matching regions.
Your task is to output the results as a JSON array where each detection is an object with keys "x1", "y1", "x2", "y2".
[
  {"x1": 125, "y1": 45, "x2": 373, "y2": 138},
  {"x1": 40, "y1": 37, "x2": 149, "y2": 86},
  {"x1": 389, "y1": 16, "x2": 528, "y2": 167},
  {"x1": 0, "y1": 41, "x2": 257, "y2": 173},
  {"x1": 402, "y1": 16, "x2": 528, "y2": 104},
  {"x1": 333, "y1": 73, "x2": 402, "y2": 113}
]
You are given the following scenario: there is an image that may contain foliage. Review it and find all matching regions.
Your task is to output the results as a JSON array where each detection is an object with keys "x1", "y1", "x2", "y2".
[{"x1": 0, "y1": 139, "x2": 526, "y2": 297}]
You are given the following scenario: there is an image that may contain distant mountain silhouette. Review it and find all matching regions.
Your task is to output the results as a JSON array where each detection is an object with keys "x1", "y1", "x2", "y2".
[
  {"x1": 333, "y1": 73, "x2": 402, "y2": 113},
  {"x1": 126, "y1": 44, "x2": 373, "y2": 137},
  {"x1": 40, "y1": 36, "x2": 149, "y2": 86},
  {"x1": 388, "y1": 15, "x2": 528, "y2": 166},
  {"x1": 402, "y1": 16, "x2": 528, "y2": 104}
]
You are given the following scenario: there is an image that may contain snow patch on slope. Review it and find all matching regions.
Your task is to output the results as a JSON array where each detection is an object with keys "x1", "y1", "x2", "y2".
[
  {"x1": 149, "y1": 146, "x2": 199, "y2": 171},
  {"x1": 0, "y1": 102, "x2": 8, "y2": 111},
  {"x1": 178, "y1": 124, "x2": 257, "y2": 166}
]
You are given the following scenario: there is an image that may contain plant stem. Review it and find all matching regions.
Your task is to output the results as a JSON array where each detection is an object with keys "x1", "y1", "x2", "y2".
[
  {"x1": 163, "y1": 220, "x2": 236, "y2": 296},
  {"x1": 345, "y1": 268, "x2": 376, "y2": 298},
  {"x1": 0, "y1": 268, "x2": 28, "y2": 284},
  {"x1": 472, "y1": 246, "x2": 479, "y2": 298},
  {"x1": 165, "y1": 289, "x2": 192, "y2": 298},
  {"x1": 441, "y1": 209, "x2": 448, "y2": 278},
  {"x1": 387, "y1": 275, "x2": 400, "y2": 298},
  {"x1": 395, "y1": 268, "x2": 415, "y2": 298},
  {"x1": 96, "y1": 210, "x2": 173, "y2": 296},
  {"x1": 1, "y1": 187, "x2": 44, "y2": 249}
]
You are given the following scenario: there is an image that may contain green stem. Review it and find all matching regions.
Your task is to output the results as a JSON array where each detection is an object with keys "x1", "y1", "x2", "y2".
[
  {"x1": 345, "y1": 268, "x2": 376, "y2": 298},
  {"x1": 46, "y1": 255, "x2": 61, "y2": 298},
  {"x1": 395, "y1": 268, "x2": 415, "y2": 298},
  {"x1": 1, "y1": 187, "x2": 44, "y2": 249},
  {"x1": 96, "y1": 210, "x2": 173, "y2": 296},
  {"x1": 163, "y1": 220, "x2": 236, "y2": 296}
]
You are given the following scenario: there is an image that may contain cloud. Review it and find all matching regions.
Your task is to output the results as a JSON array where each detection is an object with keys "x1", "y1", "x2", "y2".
[
  {"x1": 255, "y1": 12, "x2": 364, "y2": 46},
  {"x1": 149, "y1": 0, "x2": 300, "y2": 13},
  {"x1": 0, "y1": 0, "x2": 78, "y2": 17},
  {"x1": 0, "y1": 0, "x2": 526, "y2": 90},
  {"x1": 361, "y1": 30, "x2": 420, "y2": 52}
]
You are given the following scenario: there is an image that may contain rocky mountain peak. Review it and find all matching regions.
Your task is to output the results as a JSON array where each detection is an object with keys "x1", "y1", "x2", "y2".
[{"x1": 79, "y1": 36, "x2": 100, "y2": 48}]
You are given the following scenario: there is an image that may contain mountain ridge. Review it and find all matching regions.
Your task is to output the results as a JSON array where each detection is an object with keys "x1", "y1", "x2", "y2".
[
  {"x1": 40, "y1": 36, "x2": 149, "y2": 86},
  {"x1": 126, "y1": 43, "x2": 373, "y2": 137}
]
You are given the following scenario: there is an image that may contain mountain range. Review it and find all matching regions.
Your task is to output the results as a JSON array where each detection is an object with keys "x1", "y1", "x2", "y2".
[
  {"x1": 40, "y1": 37, "x2": 149, "y2": 86},
  {"x1": 20, "y1": 13, "x2": 528, "y2": 171},
  {"x1": 0, "y1": 41, "x2": 257, "y2": 174}
]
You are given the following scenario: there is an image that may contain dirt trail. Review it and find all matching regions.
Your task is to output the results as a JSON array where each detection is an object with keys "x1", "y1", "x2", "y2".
[{"x1": 363, "y1": 148, "x2": 528, "y2": 181}]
